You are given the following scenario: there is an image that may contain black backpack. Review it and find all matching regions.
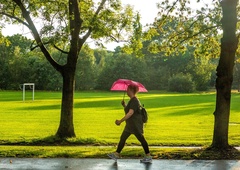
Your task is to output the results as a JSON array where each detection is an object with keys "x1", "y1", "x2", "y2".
[{"x1": 139, "y1": 104, "x2": 148, "y2": 123}]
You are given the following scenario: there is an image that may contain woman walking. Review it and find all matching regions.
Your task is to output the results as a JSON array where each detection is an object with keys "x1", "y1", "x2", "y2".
[{"x1": 108, "y1": 84, "x2": 152, "y2": 163}]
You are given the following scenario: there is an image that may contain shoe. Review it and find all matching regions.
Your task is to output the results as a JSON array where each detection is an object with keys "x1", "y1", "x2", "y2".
[
  {"x1": 140, "y1": 156, "x2": 152, "y2": 163},
  {"x1": 107, "y1": 153, "x2": 119, "y2": 161}
]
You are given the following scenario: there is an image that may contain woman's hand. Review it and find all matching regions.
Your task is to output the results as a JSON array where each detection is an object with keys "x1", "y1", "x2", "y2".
[
  {"x1": 115, "y1": 120, "x2": 122, "y2": 126},
  {"x1": 121, "y1": 100, "x2": 126, "y2": 107},
  {"x1": 115, "y1": 109, "x2": 134, "y2": 126}
]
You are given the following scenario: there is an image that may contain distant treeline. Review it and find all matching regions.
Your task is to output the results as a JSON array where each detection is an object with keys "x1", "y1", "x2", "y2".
[{"x1": 1, "y1": 34, "x2": 240, "y2": 92}]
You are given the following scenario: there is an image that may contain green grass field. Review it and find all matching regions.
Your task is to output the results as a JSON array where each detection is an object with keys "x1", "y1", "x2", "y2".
[
  {"x1": 0, "y1": 90, "x2": 240, "y2": 158},
  {"x1": 1, "y1": 90, "x2": 240, "y2": 146}
]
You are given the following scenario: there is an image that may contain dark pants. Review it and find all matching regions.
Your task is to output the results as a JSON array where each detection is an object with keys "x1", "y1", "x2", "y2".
[{"x1": 116, "y1": 130, "x2": 150, "y2": 154}]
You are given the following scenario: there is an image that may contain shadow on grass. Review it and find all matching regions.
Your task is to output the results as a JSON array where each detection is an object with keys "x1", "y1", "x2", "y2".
[
  {"x1": 0, "y1": 136, "x2": 190, "y2": 158},
  {"x1": 1, "y1": 136, "x2": 240, "y2": 159},
  {"x1": 0, "y1": 135, "x2": 106, "y2": 146},
  {"x1": 18, "y1": 99, "x2": 121, "y2": 111},
  {"x1": 18, "y1": 104, "x2": 61, "y2": 110},
  {"x1": 191, "y1": 146, "x2": 240, "y2": 160},
  {"x1": 152, "y1": 146, "x2": 240, "y2": 160}
]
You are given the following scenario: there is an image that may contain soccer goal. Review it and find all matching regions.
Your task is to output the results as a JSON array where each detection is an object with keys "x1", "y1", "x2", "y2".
[{"x1": 22, "y1": 83, "x2": 35, "y2": 101}]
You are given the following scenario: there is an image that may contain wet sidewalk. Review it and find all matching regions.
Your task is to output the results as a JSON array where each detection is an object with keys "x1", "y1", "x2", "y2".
[{"x1": 1, "y1": 158, "x2": 240, "y2": 170}]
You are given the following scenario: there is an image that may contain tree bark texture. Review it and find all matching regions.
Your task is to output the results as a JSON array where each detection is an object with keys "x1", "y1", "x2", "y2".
[
  {"x1": 212, "y1": 0, "x2": 238, "y2": 149},
  {"x1": 55, "y1": 0, "x2": 82, "y2": 138},
  {"x1": 56, "y1": 65, "x2": 76, "y2": 138}
]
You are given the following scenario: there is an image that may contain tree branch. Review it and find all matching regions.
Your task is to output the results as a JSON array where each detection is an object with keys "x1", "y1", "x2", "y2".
[
  {"x1": 170, "y1": 24, "x2": 220, "y2": 48},
  {"x1": 81, "y1": 0, "x2": 107, "y2": 44},
  {"x1": 158, "y1": 0, "x2": 180, "y2": 26},
  {"x1": 0, "y1": 12, "x2": 29, "y2": 28},
  {"x1": 12, "y1": 0, "x2": 63, "y2": 73},
  {"x1": 53, "y1": 45, "x2": 69, "y2": 54},
  {"x1": 30, "y1": 40, "x2": 69, "y2": 54}
]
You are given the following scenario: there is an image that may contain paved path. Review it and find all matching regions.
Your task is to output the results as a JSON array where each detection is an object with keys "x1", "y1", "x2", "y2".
[{"x1": 1, "y1": 158, "x2": 240, "y2": 170}]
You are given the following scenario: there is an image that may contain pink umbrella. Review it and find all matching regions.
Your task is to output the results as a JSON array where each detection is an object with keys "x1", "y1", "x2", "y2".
[
  {"x1": 110, "y1": 79, "x2": 147, "y2": 100},
  {"x1": 111, "y1": 79, "x2": 148, "y2": 92}
]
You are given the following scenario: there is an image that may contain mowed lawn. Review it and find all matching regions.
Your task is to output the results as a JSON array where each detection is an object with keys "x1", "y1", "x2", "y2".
[{"x1": 0, "y1": 90, "x2": 240, "y2": 147}]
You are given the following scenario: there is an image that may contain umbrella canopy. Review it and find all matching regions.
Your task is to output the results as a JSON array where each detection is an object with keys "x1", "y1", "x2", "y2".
[{"x1": 110, "y1": 79, "x2": 148, "y2": 92}]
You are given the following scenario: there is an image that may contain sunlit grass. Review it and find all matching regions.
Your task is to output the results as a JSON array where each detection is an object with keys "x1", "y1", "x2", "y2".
[
  {"x1": 0, "y1": 90, "x2": 240, "y2": 147},
  {"x1": 0, "y1": 145, "x2": 203, "y2": 159}
]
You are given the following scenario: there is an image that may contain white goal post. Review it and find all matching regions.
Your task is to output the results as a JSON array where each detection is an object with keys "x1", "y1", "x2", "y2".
[{"x1": 22, "y1": 83, "x2": 35, "y2": 101}]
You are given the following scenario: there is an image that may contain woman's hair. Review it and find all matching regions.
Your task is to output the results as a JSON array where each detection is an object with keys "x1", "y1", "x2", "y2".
[{"x1": 128, "y1": 84, "x2": 139, "y2": 94}]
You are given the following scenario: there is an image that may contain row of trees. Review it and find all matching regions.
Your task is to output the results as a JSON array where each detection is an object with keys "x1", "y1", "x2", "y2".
[{"x1": 1, "y1": 34, "x2": 240, "y2": 92}]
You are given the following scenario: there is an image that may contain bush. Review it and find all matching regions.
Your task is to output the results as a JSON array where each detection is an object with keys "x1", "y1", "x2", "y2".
[{"x1": 168, "y1": 73, "x2": 195, "y2": 93}]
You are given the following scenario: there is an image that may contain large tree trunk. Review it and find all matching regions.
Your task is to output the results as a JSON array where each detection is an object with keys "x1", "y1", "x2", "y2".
[
  {"x1": 55, "y1": 0, "x2": 82, "y2": 138},
  {"x1": 56, "y1": 65, "x2": 76, "y2": 138},
  {"x1": 212, "y1": 0, "x2": 238, "y2": 149}
]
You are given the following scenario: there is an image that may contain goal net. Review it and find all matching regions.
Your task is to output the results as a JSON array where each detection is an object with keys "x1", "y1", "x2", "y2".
[{"x1": 22, "y1": 83, "x2": 35, "y2": 101}]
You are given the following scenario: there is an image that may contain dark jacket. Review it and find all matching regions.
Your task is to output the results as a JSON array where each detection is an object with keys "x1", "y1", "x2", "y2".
[{"x1": 124, "y1": 97, "x2": 143, "y2": 134}]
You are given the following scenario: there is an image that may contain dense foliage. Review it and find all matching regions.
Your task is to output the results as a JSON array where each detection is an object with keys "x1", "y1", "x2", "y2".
[{"x1": 1, "y1": 33, "x2": 239, "y2": 92}]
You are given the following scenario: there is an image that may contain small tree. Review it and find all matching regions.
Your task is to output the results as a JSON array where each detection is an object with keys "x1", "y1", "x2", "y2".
[{"x1": 0, "y1": 0, "x2": 136, "y2": 138}]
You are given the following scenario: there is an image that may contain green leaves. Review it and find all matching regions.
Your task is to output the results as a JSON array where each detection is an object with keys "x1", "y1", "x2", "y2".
[
  {"x1": 145, "y1": 1, "x2": 222, "y2": 58},
  {"x1": 0, "y1": 0, "x2": 136, "y2": 49}
]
